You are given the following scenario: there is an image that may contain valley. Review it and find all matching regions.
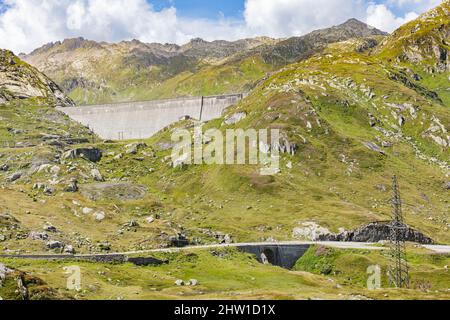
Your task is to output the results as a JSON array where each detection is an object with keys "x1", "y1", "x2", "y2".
[{"x1": 0, "y1": 1, "x2": 449, "y2": 301}]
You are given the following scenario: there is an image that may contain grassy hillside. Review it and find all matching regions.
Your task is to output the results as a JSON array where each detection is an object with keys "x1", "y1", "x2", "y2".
[
  {"x1": 0, "y1": 3, "x2": 448, "y2": 300},
  {"x1": 1, "y1": 246, "x2": 448, "y2": 300}
]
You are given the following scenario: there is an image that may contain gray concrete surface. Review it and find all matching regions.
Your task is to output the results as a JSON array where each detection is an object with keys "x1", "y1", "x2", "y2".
[{"x1": 57, "y1": 94, "x2": 244, "y2": 140}]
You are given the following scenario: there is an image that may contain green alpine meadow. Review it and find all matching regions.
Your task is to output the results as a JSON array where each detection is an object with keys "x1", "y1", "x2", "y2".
[{"x1": 0, "y1": 0, "x2": 448, "y2": 303}]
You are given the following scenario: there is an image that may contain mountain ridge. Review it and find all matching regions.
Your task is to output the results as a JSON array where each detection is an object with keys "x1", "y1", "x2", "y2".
[{"x1": 22, "y1": 18, "x2": 387, "y2": 105}]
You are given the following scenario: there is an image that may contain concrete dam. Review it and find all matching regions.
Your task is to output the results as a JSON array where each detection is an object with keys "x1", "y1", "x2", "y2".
[{"x1": 57, "y1": 94, "x2": 245, "y2": 140}]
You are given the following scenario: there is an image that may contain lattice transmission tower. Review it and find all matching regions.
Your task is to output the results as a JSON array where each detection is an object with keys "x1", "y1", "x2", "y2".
[{"x1": 388, "y1": 175, "x2": 410, "y2": 288}]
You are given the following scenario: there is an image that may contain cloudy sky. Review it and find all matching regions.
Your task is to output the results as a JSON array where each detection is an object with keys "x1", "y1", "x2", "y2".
[{"x1": 0, "y1": 0, "x2": 443, "y2": 54}]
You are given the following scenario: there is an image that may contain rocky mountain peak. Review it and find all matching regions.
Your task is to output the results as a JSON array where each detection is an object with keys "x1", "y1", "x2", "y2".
[
  {"x1": 332, "y1": 18, "x2": 388, "y2": 36},
  {"x1": 60, "y1": 37, "x2": 103, "y2": 51}
]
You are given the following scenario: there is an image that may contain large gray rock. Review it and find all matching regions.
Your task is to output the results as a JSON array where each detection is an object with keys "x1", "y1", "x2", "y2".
[
  {"x1": 62, "y1": 148, "x2": 102, "y2": 162},
  {"x1": 91, "y1": 169, "x2": 104, "y2": 182},
  {"x1": 29, "y1": 231, "x2": 49, "y2": 241},
  {"x1": 319, "y1": 222, "x2": 434, "y2": 244},
  {"x1": 125, "y1": 142, "x2": 147, "y2": 155},
  {"x1": 0, "y1": 263, "x2": 13, "y2": 285},
  {"x1": 46, "y1": 240, "x2": 64, "y2": 250},
  {"x1": 43, "y1": 224, "x2": 57, "y2": 233},
  {"x1": 6, "y1": 171, "x2": 22, "y2": 182},
  {"x1": 64, "y1": 245, "x2": 76, "y2": 254},
  {"x1": 65, "y1": 179, "x2": 78, "y2": 193}
]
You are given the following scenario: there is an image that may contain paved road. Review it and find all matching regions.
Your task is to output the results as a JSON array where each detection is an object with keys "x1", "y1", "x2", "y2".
[
  {"x1": 123, "y1": 241, "x2": 386, "y2": 255},
  {"x1": 1, "y1": 241, "x2": 449, "y2": 260},
  {"x1": 422, "y1": 245, "x2": 450, "y2": 254}
]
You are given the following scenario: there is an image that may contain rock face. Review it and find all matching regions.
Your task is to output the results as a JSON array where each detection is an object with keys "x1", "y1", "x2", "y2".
[
  {"x1": 319, "y1": 222, "x2": 434, "y2": 244},
  {"x1": 0, "y1": 50, "x2": 74, "y2": 106},
  {"x1": 378, "y1": 1, "x2": 450, "y2": 73}
]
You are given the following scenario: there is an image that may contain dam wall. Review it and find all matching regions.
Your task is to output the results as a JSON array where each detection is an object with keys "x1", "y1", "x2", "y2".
[{"x1": 56, "y1": 94, "x2": 244, "y2": 140}]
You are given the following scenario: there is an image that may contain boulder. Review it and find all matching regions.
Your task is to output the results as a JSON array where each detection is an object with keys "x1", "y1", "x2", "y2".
[
  {"x1": 43, "y1": 224, "x2": 57, "y2": 233},
  {"x1": 125, "y1": 142, "x2": 147, "y2": 155},
  {"x1": 292, "y1": 222, "x2": 331, "y2": 241},
  {"x1": 0, "y1": 263, "x2": 13, "y2": 284},
  {"x1": 29, "y1": 232, "x2": 49, "y2": 241},
  {"x1": 318, "y1": 222, "x2": 434, "y2": 244},
  {"x1": 94, "y1": 212, "x2": 106, "y2": 221},
  {"x1": 6, "y1": 171, "x2": 22, "y2": 182},
  {"x1": 62, "y1": 148, "x2": 102, "y2": 162},
  {"x1": 91, "y1": 169, "x2": 104, "y2": 182},
  {"x1": 175, "y1": 280, "x2": 185, "y2": 286},
  {"x1": 64, "y1": 245, "x2": 76, "y2": 254},
  {"x1": 46, "y1": 240, "x2": 64, "y2": 250},
  {"x1": 97, "y1": 242, "x2": 111, "y2": 251},
  {"x1": 187, "y1": 279, "x2": 199, "y2": 286},
  {"x1": 82, "y1": 207, "x2": 93, "y2": 214},
  {"x1": 65, "y1": 179, "x2": 78, "y2": 193},
  {"x1": 43, "y1": 186, "x2": 55, "y2": 196}
]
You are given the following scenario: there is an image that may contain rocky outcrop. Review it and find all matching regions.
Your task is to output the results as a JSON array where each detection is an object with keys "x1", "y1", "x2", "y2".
[
  {"x1": 318, "y1": 222, "x2": 434, "y2": 244},
  {"x1": 0, "y1": 50, "x2": 74, "y2": 107},
  {"x1": 224, "y1": 112, "x2": 247, "y2": 125},
  {"x1": 379, "y1": 1, "x2": 450, "y2": 73},
  {"x1": 62, "y1": 147, "x2": 102, "y2": 162}
]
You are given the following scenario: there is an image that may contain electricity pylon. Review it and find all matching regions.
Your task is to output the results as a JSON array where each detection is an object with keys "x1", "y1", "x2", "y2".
[{"x1": 388, "y1": 175, "x2": 410, "y2": 288}]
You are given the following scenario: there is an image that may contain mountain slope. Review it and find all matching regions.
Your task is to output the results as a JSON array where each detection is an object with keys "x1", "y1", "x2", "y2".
[
  {"x1": 376, "y1": 0, "x2": 450, "y2": 105},
  {"x1": 0, "y1": 50, "x2": 74, "y2": 107},
  {"x1": 23, "y1": 19, "x2": 386, "y2": 105},
  {"x1": 0, "y1": 5, "x2": 447, "y2": 261}
]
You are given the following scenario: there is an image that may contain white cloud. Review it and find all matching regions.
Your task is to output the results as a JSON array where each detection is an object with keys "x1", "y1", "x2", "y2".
[
  {"x1": 366, "y1": 4, "x2": 418, "y2": 32},
  {"x1": 0, "y1": 0, "x2": 180, "y2": 53},
  {"x1": 0, "y1": 0, "x2": 443, "y2": 54},
  {"x1": 244, "y1": 0, "x2": 367, "y2": 38}
]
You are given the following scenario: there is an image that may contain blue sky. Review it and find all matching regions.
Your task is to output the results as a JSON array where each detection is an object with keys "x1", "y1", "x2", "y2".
[
  {"x1": 0, "y1": 0, "x2": 443, "y2": 53},
  {"x1": 148, "y1": 0, "x2": 435, "y2": 21},
  {"x1": 150, "y1": 0, "x2": 245, "y2": 19}
]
